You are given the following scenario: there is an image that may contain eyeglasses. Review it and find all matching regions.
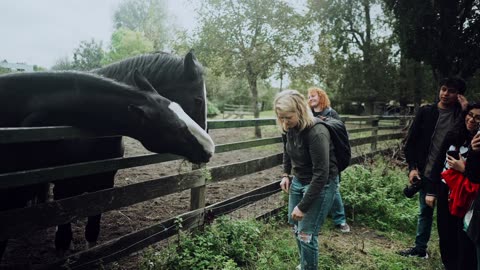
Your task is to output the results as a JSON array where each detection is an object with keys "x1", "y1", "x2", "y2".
[
  {"x1": 466, "y1": 112, "x2": 480, "y2": 123},
  {"x1": 440, "y1": 86, "x2": 459, "y2": 94}
]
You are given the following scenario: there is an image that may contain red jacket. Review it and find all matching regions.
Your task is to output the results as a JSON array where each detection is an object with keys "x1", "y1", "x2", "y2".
[{"x1": 442, "y1": 168, "x2": 480, "y2": 217}]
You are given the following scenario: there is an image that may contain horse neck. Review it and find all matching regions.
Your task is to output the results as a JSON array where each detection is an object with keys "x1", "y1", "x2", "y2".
[
  {"x1": 94, "y1": 55, "x2": 183, "y2": 91},
  {"x1": 25, "y1": 86, "x2": 147, "y2": 135}
]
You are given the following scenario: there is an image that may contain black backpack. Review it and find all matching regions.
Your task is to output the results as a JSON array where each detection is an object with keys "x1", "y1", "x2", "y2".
[{"x1": 309, "y1": 117, "x2": 351, "y2": 172}]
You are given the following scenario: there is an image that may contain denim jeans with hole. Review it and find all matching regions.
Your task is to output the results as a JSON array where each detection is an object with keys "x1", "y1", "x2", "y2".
[
  {"x1": 330, "y1": 177, "x2": 346, "y2": 225},
  {"x1": 288, "y1": 175, "x2": 337, "y2": 270},
  {"x1": 415, "y1": 188, "x2": 434, "y2": 251}
]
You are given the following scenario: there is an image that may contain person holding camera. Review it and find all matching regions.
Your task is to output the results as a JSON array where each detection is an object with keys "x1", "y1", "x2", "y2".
[
  {"x1": 436, "y1": 103, "x2": 480, "y2": 269},
  {"x1": 399, "y1": 77, "x2": 468, "y2": 259}
]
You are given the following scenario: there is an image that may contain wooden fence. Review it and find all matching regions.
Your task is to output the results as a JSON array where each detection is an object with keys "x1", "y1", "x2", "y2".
[
  {"x1": 222, "y1": 104, "x2": 255, "y2": 119},
  {"x1": 0, "y1": 115, "x2": 410, "y2": 269}
]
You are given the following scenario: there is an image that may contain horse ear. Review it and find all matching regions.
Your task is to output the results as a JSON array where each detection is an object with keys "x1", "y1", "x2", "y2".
[
  {"x1": 184, "y1": 49, "x2": 198, "y2": 81},
  {"x1": 132, "y1": 69, "x2": 156, "y2": 93}
]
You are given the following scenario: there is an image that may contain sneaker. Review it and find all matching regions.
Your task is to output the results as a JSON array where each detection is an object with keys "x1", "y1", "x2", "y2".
[
  {"x1": 397, "y1": 247, "x2": 429, "y2": 259},
  {"x1": 335, "y1": 223, "x2": 351, "y2": 233}
]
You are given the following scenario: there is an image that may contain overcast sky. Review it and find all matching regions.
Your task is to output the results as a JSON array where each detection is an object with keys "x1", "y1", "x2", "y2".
[{"x1": 0, "y1": 0, "x2": 196, "y2": 69}]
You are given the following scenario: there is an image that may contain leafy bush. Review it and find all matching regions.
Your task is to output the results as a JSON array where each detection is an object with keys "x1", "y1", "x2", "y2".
[
  {"x1": 207, "y1": 102, "x2": 221, "y2": 117},
  {"x1": 340, "y1": 155, "x2": 419, "y2": 231},
  {"x1": 140, "y1": 155, "x2": 436, "y2": 270},
  {"x1": 141, "y1": 217, "x2": 263, "y2": 270}
]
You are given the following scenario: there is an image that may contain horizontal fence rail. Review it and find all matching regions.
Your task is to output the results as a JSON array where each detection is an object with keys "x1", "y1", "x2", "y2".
[
  {"x1": 39, "y1": 148, "x2": 396, "y2": 270},
  {"x1": 0, "y1": 115, "x2": 410, "y2": 269}
]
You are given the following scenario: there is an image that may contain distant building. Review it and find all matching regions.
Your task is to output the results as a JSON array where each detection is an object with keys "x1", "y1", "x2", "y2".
[{"x1": 0, "y1": 60, "x2": 34, "y2": 72}]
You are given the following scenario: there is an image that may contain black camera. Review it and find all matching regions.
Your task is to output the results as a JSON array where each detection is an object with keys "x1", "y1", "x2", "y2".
[{"x1": 403, "y1": 176, "x2": 423, "y2": 198}]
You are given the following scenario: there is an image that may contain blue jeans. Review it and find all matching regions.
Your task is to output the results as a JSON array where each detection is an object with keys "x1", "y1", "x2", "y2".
[
  {"x1": 415, "y1": 188, "x2": 433, "y2": 251},
  {"x1": 288, "y1": 176, "x2": 337, "y2": 270},
  {"x1": 330, "y1": 178, "x2": 346, "y2": 225}
]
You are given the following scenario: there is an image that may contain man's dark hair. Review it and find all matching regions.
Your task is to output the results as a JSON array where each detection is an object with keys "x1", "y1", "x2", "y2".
[{"x1": 439, "y1": 77, "x2": 466, "y2": 95}]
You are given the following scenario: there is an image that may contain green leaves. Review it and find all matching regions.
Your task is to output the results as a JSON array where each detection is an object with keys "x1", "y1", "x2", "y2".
[
  {"x1": 71, "y1": 39, "x2": 105, "y2": 71},
  {"x1": 113, "y1": 0, "x2": 171, "y2": 51},
  {"x1": 384, "y1": 0, "x2": 480, "y2": 78},
  {"x1": 341, "y1": 156, "x2": 418, "y2": 232},
  {"x1": 195, "y1": 0, "x2": 309, "y2": 79},
  {"x1": 102, "y1": 28, "x2": 154, "y2": 64},
  {"x1": 142, "y1": 217, "x2": 263, "y2": 269}
]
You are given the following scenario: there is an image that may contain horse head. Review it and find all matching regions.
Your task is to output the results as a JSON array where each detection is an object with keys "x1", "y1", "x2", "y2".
[
  {"x1": 93, "y1": 50, "x2": 208, "y2": 130},
  {"x1": 128, "y1": 70, "x2": 214, "y2": 163}
]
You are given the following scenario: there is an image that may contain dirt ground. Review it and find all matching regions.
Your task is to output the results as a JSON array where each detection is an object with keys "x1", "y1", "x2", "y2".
[
  {"x1": 1, "y1": 123, "x2": 407, "y2": 269},
  {"x1": 1, "y1": 126, "x2": 286, "y2": 268}
]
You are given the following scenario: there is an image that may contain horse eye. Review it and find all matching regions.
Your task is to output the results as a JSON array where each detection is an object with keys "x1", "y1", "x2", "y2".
[{"x1": 194, "y1": 97, "x2": 203, "y2": 105}]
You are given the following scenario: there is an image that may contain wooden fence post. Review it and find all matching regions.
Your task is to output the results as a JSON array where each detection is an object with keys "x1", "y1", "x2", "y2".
[
  {"x1": 190, "y1": 163, "x2": 206, "y2": 211},
  {"x1": 371, "y1": 118, "x2": 379, "y2": 151}
]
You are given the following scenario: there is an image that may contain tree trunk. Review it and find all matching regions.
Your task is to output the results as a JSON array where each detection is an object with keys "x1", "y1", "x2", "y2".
[
  {"x1": 247, "y1": 73, "x2": 262, "y2": 138},
  {"x1": 413, "y1": 61, "x2": 423, "y2": 109}
]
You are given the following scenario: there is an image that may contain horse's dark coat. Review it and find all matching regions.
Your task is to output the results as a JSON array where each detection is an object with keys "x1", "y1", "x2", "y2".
[
  {"x1": 93, "y1": 51, "x2": 207, "y2": 130},
  {"x1": 0, "y1": 51, "x2": 210, "y2": 260}
]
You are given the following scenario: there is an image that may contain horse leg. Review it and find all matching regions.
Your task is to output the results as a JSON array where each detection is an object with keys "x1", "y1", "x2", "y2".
[
  {"x1": 0, "y1": 187, "x2": 36, "y2": 261},
  {"x1": 54, "y1": 223, "x2": 72, "y2": 257},
  {"x1": 0, "y1": 240, "x2": 6, "y2": 262},
  {"x1": 83, "y1": 172, "x2": 116, "y2": 249},
  {"x1": 52, "y1": 180, "x2": 79, "y2": 254},
  {"x1": 85, "y1": 214, "x2": 101, "y2": 248}
]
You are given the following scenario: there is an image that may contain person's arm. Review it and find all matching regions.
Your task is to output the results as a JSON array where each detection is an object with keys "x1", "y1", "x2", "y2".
[
  {"x1": 466, "y1": 134, "x2": 480, "y2": 183},
  {"x1": 296, "y1": 125, "x2": 330, "y2": 213},
  {"x1": 404, "y1": 107, "x2": 423, "y2": 181},
  {"x1": 282, "y1": 133, "x2": 292, "y2": 175},
  {"x1": 280, "y1": 133, "x2": 292, "y2": 193}
]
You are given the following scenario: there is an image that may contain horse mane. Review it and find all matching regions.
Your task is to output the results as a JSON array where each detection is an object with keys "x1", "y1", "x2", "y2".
[{"x1": 93, "y1": 52, "x2": 204, "y2": 88}]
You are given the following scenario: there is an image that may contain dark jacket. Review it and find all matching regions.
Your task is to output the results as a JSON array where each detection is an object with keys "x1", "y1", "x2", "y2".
[
  {"x1": 464, "y1": 148, "x2": 480, "y2": 244},
  {"x1": 465, "y1": 150, "x2": 480, "y2": 184},
  {"x1": 312, "y1": 107, "x2": 340, "y2": 120},
  {"x1": 283, "y1": 123, "x2": 338, "y2": 213},
  {"x1": 404, "y1": 103, "x2": 464, "y2": 195}
]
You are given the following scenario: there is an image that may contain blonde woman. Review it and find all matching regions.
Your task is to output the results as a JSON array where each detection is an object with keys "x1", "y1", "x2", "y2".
[
  {"x1": 307, "y1": 87, "x2": 350, "y2": 233},
  {"x1": 275, "y1": 89, "x2": 338, "y2": 270}
]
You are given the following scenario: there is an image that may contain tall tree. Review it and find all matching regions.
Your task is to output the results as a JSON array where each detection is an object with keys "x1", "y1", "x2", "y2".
[
  {"x1": 103, "y1": 28, "x2": 154, "y2": 64},
  {"x1": 384, "y1": 0, "x2": 480, "y2": 80},
  {"x1": 194, "y1": 0, "x2": 309, "y2": 137},
  {"x1": 72, "y1": 39, "x2": 105, "y2": 71},
  {"x1": 114, "y1": 0, "x2": 170, "y2": 50},
  {"x1": 51, "y1": 56, "x2": 74, "y2": 71},
  {"x1": 308, "y1": 0, "x2": 395, "y2": 113}
]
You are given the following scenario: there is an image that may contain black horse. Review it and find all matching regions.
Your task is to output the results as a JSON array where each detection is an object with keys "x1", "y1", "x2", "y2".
[
  {"x1": 93, "y1": 50, "x2": 207, "y2": 130},
  {"x1": 0, "y1": 51, "x2": 210, "y2": 259}
]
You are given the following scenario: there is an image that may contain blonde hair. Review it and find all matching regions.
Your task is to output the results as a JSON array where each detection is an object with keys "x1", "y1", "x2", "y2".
[
  {"x1": 273, "y1": 89, "x2": 314, "y2": 132},
  {"x1": 307, "y1": 87, "x2": 331, "y2": 111}
]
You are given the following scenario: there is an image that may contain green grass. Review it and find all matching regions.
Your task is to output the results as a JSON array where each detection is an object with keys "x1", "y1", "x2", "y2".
[
  {"x1": 140, "y1": 218, "x2": 443, "y2": 270},
  {"x1": 140, "y1": 156, "x2": 445, "y2": 270}
]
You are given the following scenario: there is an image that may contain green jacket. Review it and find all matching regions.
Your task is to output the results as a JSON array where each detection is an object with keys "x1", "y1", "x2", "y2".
[{"x1": 283, "y1": 123, "x2": 338, "y2": 212}]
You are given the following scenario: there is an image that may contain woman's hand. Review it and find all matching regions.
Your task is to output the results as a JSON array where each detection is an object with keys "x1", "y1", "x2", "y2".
[
  {"x1": 280, "y1": 176, "x2": 290, "y2": 193},
  {"x1": 472, "y1": 133, "x2": 480, "y2": 152},
  {"x1": 291, "y1": 206, "x2": 304, "y2": 221},
  {"x1": 425, "y1": 195, "x2": 436, "y2": 208},
  {"x1": 447, "y1": 153, "x2": 465, "y2": 172}
]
